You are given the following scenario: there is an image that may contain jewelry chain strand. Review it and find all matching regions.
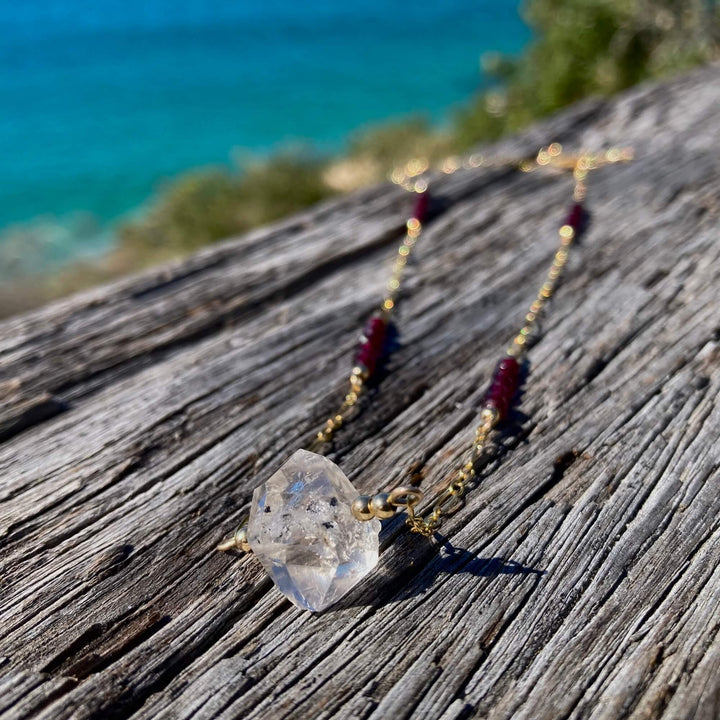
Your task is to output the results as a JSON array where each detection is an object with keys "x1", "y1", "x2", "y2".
[{"x1": 310, "y1": 144, "x2": 633, "y2": 538}]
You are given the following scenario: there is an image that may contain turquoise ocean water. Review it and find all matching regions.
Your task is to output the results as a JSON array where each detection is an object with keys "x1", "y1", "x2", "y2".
[{"x1": 0, "y1": 1, "x2": 529, "y2": 278}]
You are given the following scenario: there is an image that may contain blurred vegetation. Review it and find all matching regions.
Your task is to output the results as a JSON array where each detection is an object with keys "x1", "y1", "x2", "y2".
[
  {"x1": 116, "y1": 0, "x2": 720, "y2": 257},
  {"x1": 120, "y1": 152, "x2": 331, "y2": 258},
  {"x1": 2, "y1": 0, "x2": 719, "y2": 317},
  {"x1": 453, "y1": 0, "x2": 720, "y2": 145}
]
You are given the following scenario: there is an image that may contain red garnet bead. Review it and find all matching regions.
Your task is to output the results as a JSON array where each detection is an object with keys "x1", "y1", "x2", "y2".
[
  {"x1": 484, "y1": 356, "x2": 520, "y2": 420},
  {"x1": 413, "y1": 191, "x2": 429, "y2": 223},
  {"x1": 354, "y1": 316, "x2": 387, "y2": 376},
  {"x1": 564, "y1": 203, "x2": 584, "y2": 231}
]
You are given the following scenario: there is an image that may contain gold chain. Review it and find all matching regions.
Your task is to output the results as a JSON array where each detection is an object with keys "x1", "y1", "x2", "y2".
[
  {"x1": 217, "y1": 143, "x2": 633, "y2": 553},
  {"x1": 403, "y1": 145, "x2": 633, "y2": 535},
  {"x1": 308, "y1": 212, "x2": 425, "y2": 451},
  {"x1": 313, "y1": 143, "x2": 633, "y2": 534},
  {"x1": 308, "y1": 143, "x2": 564, "y2": 451}
]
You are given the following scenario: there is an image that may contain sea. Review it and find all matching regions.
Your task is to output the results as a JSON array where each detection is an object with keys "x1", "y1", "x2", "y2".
[{"x1": 0, "y1": 0, "x2": 529, "y2": 279}]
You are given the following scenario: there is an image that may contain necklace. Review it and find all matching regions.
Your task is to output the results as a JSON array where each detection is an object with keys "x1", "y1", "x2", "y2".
[{"x1": 218, "y1": 143, "x2": 633, "y2": 612}]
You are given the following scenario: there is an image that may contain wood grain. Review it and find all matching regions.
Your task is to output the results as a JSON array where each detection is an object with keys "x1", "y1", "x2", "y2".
[{"x1": 1, "y1": 64, "x2": 720, "y2": 720}]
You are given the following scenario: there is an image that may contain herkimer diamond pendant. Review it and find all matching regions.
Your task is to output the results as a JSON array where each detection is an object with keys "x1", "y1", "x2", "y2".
[{"x1": 246, "y1": 449, "x2": 381, "y2": 612}]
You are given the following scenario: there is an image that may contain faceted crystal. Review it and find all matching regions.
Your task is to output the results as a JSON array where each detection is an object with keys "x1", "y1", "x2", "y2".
[{"x1": 246, "y1": 449, "x2": 380, "y2": 612}]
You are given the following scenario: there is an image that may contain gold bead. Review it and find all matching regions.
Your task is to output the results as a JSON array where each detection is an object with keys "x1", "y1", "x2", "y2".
[
  {"x1": 351, "y1": 495, "x2": 374, "y2": 521},
  {"x1": 370, "y1": 492, "x2": 396, "y2": 519},
  {"x1": 480, "y1": 405, "x2": 500, "y2": 427},
  {"x1": 352, "y1": 365, "x2": 368, "y2": 382},
  {"x1": 406, "y1": 157, "x2": 428, "y2": 176},
  {"x1": 390, "y1": 168, "x2": 405, "y2": 184}
]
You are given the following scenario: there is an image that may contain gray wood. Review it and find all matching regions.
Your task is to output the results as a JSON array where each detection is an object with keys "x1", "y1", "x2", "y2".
[{"x1": 2, "y1": 64, "x2": 720, "y2": 720}]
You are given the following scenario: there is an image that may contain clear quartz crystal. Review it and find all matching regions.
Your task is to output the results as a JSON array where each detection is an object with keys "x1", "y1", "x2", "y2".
[{"x1": 246, "y1": 449, "x2": 380, "y2": 612}]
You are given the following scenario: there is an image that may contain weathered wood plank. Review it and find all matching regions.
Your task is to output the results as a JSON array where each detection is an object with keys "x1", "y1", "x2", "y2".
[{"x1": 1, "y1": 64, "x2": 720, "y2": 719}]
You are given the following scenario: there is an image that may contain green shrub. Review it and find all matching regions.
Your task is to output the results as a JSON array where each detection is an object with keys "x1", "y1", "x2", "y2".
[
  {"x1": 454, "y1": 0, "x2": 720, "y2": 147},
  {"x1": 119, "y1": 152, "x2": 333, "y2": 259}
]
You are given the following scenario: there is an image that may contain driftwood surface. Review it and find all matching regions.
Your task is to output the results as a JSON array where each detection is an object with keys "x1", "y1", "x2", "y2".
[{"x1": 2, "y1": 65, "x2": 720, "y2": 720}]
